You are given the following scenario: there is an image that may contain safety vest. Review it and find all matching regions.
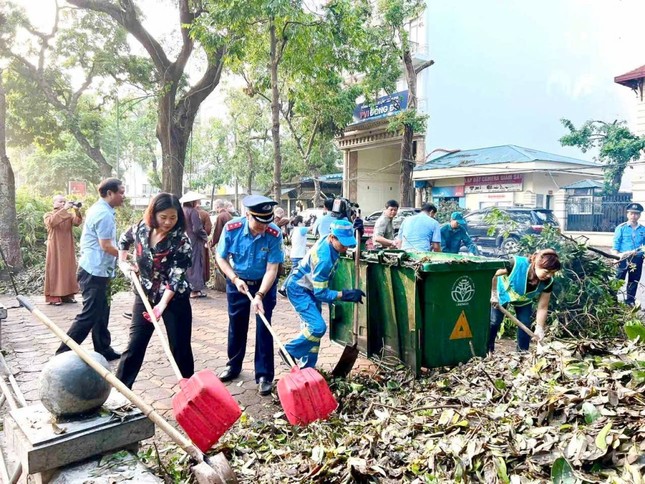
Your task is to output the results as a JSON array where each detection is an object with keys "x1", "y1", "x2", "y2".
[{"x1": 498, "y1": 256, "x2": 552, "y2": 307}]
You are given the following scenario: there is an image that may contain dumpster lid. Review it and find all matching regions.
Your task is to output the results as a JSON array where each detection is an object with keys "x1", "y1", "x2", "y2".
[{"x1": 358, "y1": 250, "x2": 505, "y2": 272}]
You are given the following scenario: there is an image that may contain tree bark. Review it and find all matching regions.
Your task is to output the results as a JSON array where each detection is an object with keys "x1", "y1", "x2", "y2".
[
  {"x1": 399, "y1": 49, "x2": 417, "y2": 207},
  {"x1": 0, "y1": 70, "x2": 23, "y2": 270},
  {"x1": 313, "y1": 176, "x2": 322, "y2": 208},
  {"x1": 269, "y1": 18, "x2": 283, "y2": 205}
]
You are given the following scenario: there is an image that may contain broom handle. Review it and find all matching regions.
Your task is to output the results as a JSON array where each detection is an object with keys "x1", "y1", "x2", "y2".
[
  {"x1": 15, "y1": 296, "x2": 205, "y2": 464},
  {"x1": 129, "y1": 273, "x2": 184, "y2": 382},
  {"x1": 495, "y1": 303, "x2": 537, "y2": 340},
  {"x1": 352, "y1": 230, "x2": 360, "y2": 343},
  {"x1": 245, "y1": 292, "x2": 297, "y2": 368}
]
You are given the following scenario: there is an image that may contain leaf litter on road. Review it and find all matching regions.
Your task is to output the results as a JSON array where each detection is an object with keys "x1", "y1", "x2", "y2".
[{"x1": 207, "y1": 339, "x2": 645, "y2": 483}]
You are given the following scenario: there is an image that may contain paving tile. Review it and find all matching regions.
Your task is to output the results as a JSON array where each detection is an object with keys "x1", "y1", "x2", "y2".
[{"x1": 0, "y1": 291, "x2": 372, "y2": 446}]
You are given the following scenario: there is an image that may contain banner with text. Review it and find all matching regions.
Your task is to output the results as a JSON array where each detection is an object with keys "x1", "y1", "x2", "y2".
[{"x1": 464, "y1": 174, "x2": 523, "y2": 194}]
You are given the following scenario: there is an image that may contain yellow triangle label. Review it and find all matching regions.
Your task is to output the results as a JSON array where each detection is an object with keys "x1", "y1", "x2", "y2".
[{"x1": 450, "y1": 310, "x2": 473, "y2": 340}]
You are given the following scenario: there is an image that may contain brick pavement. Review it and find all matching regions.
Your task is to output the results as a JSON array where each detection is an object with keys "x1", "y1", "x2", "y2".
[{"x1": 0, "y1": 288, "x2": 373, "y2": 443}]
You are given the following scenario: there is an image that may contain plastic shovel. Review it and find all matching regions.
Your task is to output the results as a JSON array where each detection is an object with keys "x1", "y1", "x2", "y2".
[
  {"x1": 245, "y1": 292, "x2": 338, "y2": 425},
  {"x1": 331, "y1": 230, "x2": 361, "y2": 377},
  {"x1": 129, "y1": 273, "x2": 242, "y2": 452},
  {"x1": 16, "y1": 296, "x2": 237, "y2": 484}
]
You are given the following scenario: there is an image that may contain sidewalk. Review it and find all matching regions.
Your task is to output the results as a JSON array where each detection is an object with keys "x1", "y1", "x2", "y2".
[{"x1": 0, "y1": 289, "x2": 374, "y2": 441}]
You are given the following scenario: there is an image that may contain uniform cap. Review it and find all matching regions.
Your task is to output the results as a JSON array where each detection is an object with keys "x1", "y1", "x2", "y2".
[
  {"x1": 330, "y1": 220, "x2": 356, "y2": 247},
  {"x1": 451, "y1": 211, "x2": 467, "y2": 226},
  {"x1": 179, "y1": 191, "x2": 205, "y2": 204},
  {"x1": 626, "y1": 202, "x2": 644, "y2": 213},
  {"x1": 243, "y1": 195, "x2": 277, "y2": 223}
]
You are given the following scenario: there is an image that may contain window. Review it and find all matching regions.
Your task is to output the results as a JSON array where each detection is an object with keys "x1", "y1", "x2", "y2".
[{"x1": 569, "y1": 196, "x2": 593, "y2": 214}]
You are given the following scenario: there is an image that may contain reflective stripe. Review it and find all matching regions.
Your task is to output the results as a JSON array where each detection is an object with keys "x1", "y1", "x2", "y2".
[
  {"x1": 302, "y1": 326, "x2": 321, "y2": 343},
  {"x1": 310, "y1": 346, "x2": 319, "y2": 354},
  {"x1": 313, "y1": 280, "x2": 328, "y2": 289}
]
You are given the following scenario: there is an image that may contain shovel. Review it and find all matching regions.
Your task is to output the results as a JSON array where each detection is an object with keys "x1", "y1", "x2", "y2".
[
  {"x1": 129, "y1": 273, "x2": 242, "y2": 452},
  {"x1": 494, "y1": 303, "x2": 538, "y2": 340},
  {"x1": 16, "y1": 296, "x2": 237, "y2": 484},
  {"x1": 331, "y1": 230, "x2": 361, "y2": 378},
  {"x1": 245, "y1": 291, "x2": 337, "y2": 426}
]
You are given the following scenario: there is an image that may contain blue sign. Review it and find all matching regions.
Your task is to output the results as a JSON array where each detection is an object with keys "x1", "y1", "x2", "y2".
[{"x1": 352, "y1": 91, "x2": 408, "y2": 125}]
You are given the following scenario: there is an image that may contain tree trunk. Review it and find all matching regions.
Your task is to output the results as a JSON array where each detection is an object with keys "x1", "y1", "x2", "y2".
[
  {"x1": 313, "y1": 176, "x2": 322, "y2": 208},
  {"x1": 246, "y1": 148, "x2": 254, "y2": 195},
  {"x1": 269, "y1": 19, "x2": 283, "y2": 204},
  {"x1": 0, "y1": 70, "x2": 23, "y2": 270},
  {"x1": 399, "y1": 48, "x2": 417, "y2": 208}
]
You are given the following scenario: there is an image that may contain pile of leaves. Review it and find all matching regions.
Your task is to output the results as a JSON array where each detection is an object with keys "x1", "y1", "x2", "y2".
[{"x1": 208, "y1": 339, "x2": 645, "y2": 483}]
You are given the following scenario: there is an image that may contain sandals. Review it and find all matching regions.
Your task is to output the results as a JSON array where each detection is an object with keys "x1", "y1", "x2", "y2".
[{"x1": 190, "y1": 291, "x2": 207, "y2": 299}]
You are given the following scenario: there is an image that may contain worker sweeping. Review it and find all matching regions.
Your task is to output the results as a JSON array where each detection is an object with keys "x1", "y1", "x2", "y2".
[
  {"x1": 283, "y1": 220, "x2": 365, "y2": 368},
  {"x1": 489, "y1": 248, "x2": 561, "y2": 353}
]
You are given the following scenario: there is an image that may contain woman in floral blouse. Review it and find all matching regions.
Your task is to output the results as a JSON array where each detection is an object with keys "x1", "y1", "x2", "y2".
[{"x1": 116, "y1": 193, "x2": 194, "y2": 389}]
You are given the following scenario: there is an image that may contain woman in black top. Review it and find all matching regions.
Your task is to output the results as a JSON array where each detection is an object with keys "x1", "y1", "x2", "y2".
[{"x1": 116, "y1": 193, "x2": 194, "y2": 389}]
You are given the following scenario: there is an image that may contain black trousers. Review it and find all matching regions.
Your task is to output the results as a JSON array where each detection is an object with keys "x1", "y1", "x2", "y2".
[
  {"x1": 56, "y1": 268, "x2": 112, "y2": 355},
  {"x1": 116, "y1": 295, "x2": 194, "y2": 389},
  {"x1": 616, "y1": 254, "x2": 643, "y2": 305}
]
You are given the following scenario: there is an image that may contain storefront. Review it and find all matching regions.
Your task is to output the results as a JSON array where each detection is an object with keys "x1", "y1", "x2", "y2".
[
  {"x1": 337, "y1": 90, "x2": 426, "y2": 214},
  {"x1": 413, "y1": 145, "x2": 603, "y2": 215}
]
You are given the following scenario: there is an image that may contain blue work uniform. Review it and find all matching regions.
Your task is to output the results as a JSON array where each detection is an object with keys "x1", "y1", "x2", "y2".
[
  {"x1": 217, "y1": 217, "x2": 284, "y2": 382},
  {"x1": 398, "y1": 213, "x2": 441, "y2": 251},
  {"x1": 488, "y1": 256, "x2": 553, "y2": 352},
  {"x1": 613, "y1": 222, "x2": 645, "y2": 305},
  {"x1": 440, "y1": 223, "x2": 478, "y2": 254},
  {"x1": 284, "y1": 235, "x2": 342, "y2": 368}
]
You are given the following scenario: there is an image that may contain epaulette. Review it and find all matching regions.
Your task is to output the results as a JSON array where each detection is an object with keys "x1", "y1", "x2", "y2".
[
  {"x1": 616, "y1": 222, "x2": 628, "y2": 228},
  {"x1": 226, "y1": 221, "x2": 243, "y2": 231},
  {"x1": 266, "y1": 226, "x2": 279, "y2": 237}
]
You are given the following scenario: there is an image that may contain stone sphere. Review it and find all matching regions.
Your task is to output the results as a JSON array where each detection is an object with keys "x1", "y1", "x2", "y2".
[{"x1": 39, "y1": 351, "x2": 111, "y2": 418}]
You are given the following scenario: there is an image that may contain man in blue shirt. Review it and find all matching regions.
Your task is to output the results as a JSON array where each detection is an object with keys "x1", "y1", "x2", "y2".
[
  {"x1": 56, "y1": 178, "x2": 126, "y2": 360},
  {"x1": 397, "y1": 203, "x2": 441, "y2": 252},
  {"x1": 283, "y1": 220, "x2": 365, "y2": 368},
  {"x1": 613, "y1": 202, "x2": 645, "y2": 307},
  {"x1": 441, "y1": 211, "x2": 479, "y2": 254},
  {"x1": 312, "y1": 198, "x2": 335, "y2": 238},
  {"x1": 215, "y1": 195, "x2": 284, "y2": 396}
]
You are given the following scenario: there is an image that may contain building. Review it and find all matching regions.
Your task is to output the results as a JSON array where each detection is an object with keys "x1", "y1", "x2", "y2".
[
  {"x1": 615, "y1": 64, "x2": 645, "y2": 203},
  {"x1": 413, "y1": 144, "x2": 603, "y2": 224}
]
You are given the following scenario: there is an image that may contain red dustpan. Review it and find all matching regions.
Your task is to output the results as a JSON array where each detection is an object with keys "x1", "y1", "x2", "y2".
[
  {"x1": 246, "y1": 292, "x2": 337, "y2": 425},
  {"x1": 131, "y1": 274, "x2": 242, "y2": 451}
]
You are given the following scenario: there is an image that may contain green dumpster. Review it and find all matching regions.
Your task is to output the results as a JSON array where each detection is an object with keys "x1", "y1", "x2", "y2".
[
  {"x1": 329, "y1": 250, "x2": 504, "y2": 375},
  {"x1": 406, "y1": 252, "x2": 504, "y2": 369}
]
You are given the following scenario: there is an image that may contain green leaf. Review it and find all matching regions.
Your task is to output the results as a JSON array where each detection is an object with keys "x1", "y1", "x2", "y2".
[
  {"x1": 624, "y1": 322, "x2": 645, "y2": 342},
  {"x1": 595, "y1": 422, "x2": 612, "y2": 451},
  {"x1": 551, "y1": 456, "x2": 576, "y2": 484},
  {"x1": 494, "y1": 379, "x2": 507, "y2": 390},
  {"x1": 581, "y1": 402, "x2": 601, "y2": 424},
  {"x1": 495, "y1": 457, "x2": 510, "y2": 484}
]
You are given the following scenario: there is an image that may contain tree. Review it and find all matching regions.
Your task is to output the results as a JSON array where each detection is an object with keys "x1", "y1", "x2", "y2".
[
  {"x1": 560, "y1": 119, "x2": 645, "y2": 194},
  {"x1": 377, "y1": 0, "x2": 434, "y2": 207},
  {"x1": 68, "y1": 0, "x2": 227, "y2": 196},
  {"x1": 0, "y1": 2, "x2": 137, "y2": 178},
  {"x1": 0, "y1": 69, "x2": 23, "y2": 269}
]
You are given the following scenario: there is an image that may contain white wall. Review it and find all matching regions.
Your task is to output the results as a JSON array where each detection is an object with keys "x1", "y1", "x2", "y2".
[{"x1": 356, "y1": 145, "x2": 400, "y2": 214}]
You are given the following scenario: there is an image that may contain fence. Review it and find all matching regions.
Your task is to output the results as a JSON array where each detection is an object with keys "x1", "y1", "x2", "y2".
[{"x1": 565, "y1": 193, "x2": 632, "y2": 232}]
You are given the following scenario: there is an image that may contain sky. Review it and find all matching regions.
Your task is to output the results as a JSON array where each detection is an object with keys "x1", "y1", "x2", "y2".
[
  {"x1": 426, "y1": 0, "x2": 645, "y2": 161},
  {"x1": 11, "y1": 0, "x2": 645, "y2": 163}
]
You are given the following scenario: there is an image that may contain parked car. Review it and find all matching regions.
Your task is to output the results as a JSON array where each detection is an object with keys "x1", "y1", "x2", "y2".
[
  {"x1": 464, "y1": 207, "x2": 559, "y2": 253},
  {"x1": 363, "y1": 207, "x2": 422, "y2": 238}
]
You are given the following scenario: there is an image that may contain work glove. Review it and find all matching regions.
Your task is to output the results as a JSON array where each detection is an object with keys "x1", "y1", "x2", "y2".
[
  {"x1": 143, "y1": 304, "x2": 165, "y2": 323},
  {"x1": 341, "y1": 289, "x2": 366, "y2": 303},
  {"x1": 534, "y1": 325, "x2": 545, "y2": 342}
]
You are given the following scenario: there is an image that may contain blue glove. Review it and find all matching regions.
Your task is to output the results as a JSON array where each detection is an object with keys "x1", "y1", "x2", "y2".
[{"x1": 341, "y1": 289, "x2": 366, "y2": 303}]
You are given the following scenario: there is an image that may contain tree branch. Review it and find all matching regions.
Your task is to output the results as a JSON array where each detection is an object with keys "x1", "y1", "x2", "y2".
[
  {"x1": 414, "y1": 59, "x2": 435, "y2": 75},
  {"x1": 66, "y1": 0, "x2": 171, "y2": 75}
]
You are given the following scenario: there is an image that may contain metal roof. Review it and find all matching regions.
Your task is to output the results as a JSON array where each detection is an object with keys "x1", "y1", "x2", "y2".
[
  {"x1": 415, "y1": 144, "x2": 599, "y2": 171},
  {"x1": 562, "y1": 179, "x2": 604, "y2": 190}
]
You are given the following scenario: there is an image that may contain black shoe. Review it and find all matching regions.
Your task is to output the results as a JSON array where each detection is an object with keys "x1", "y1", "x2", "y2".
[
  {"x1": 219, "y1": 368, "x2": 239, "y2": 382},
  {"x1": 258, "y1": 377, "x2": 273, "y2": 396},
  {"x1": 100, "y1": 349, "x2": 122, "y2": 361},
  {"x1": 123, "y1": 312, "x2": 132, "y2": 320},
  {"x1": 278, "y1": 288, "x2": 287, "y2": 298}
]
